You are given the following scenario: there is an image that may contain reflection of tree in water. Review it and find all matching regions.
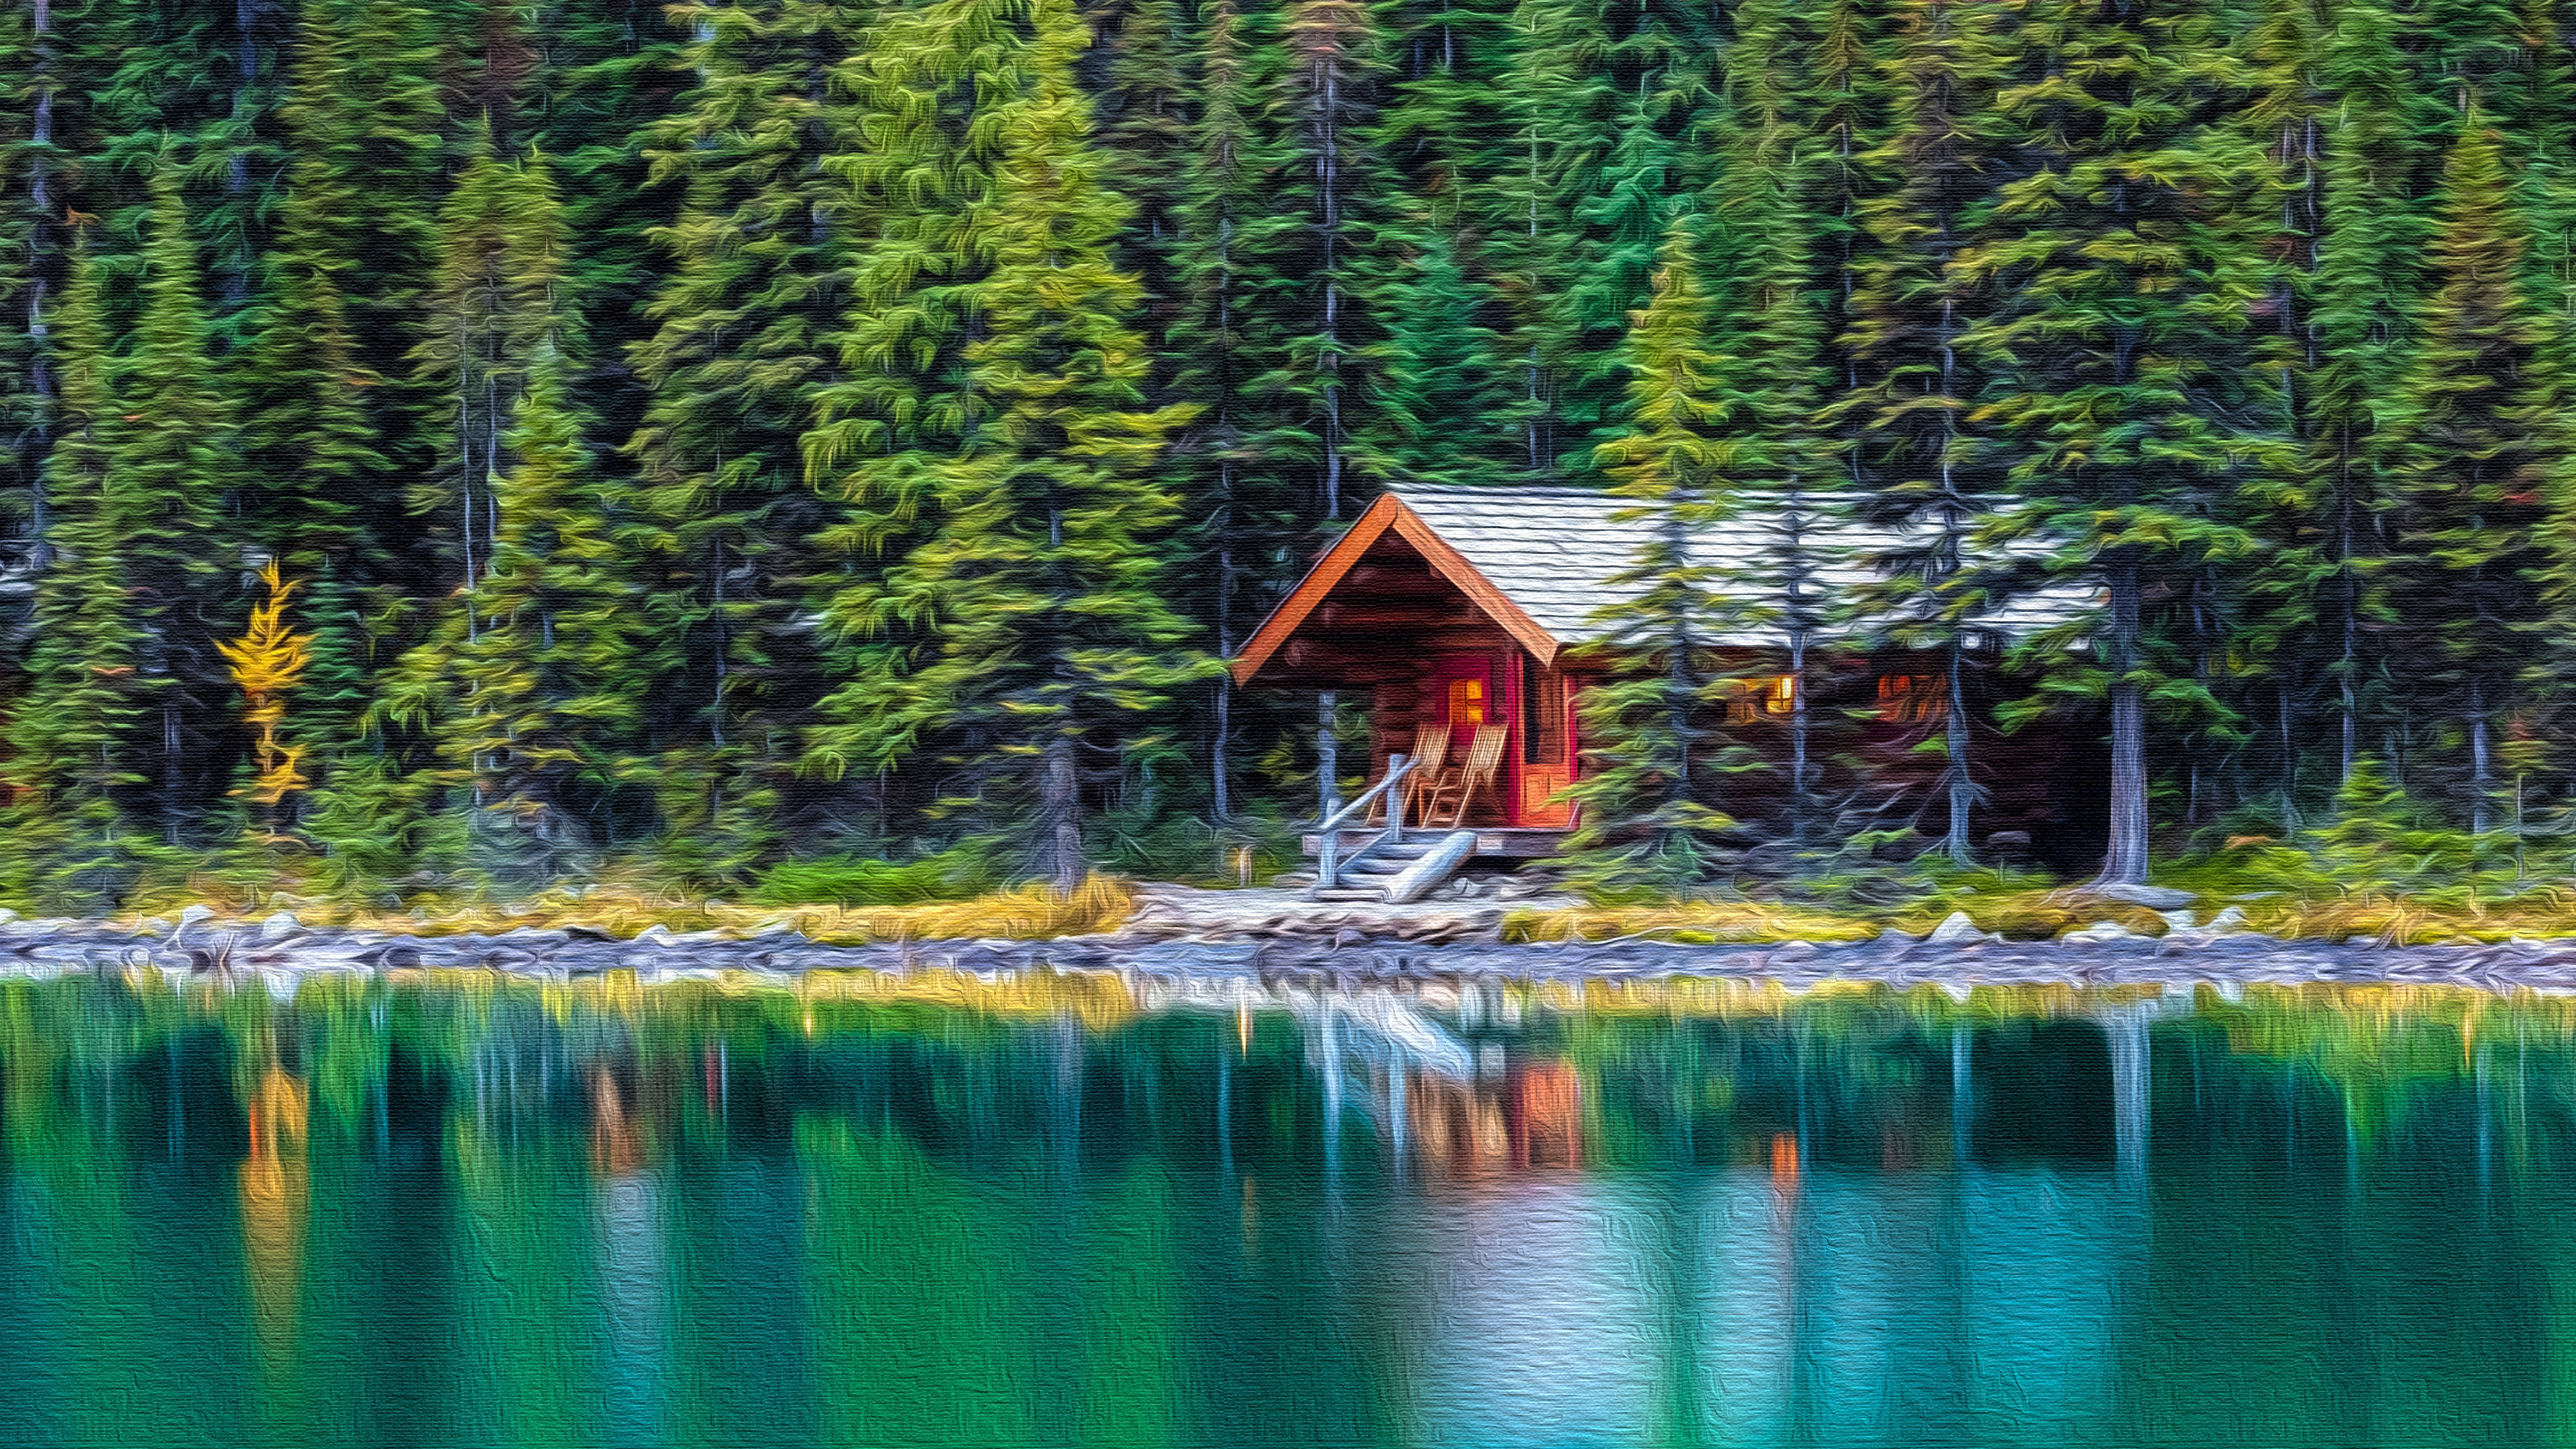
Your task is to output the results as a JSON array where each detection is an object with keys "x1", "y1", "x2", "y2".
[{"x1": 0, "y1": 973, "x2": 2569, "y2": 1185}]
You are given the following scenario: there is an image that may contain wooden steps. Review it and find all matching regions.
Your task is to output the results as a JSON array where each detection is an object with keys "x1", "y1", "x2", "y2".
[{"x1": 1307, "y1": 830, "x2": 1480, "y2": 904}]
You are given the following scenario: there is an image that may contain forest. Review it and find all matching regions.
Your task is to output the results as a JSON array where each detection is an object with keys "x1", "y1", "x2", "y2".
[{"x1": 1, "y1": 0, "x2": 2573, "y2": 907}]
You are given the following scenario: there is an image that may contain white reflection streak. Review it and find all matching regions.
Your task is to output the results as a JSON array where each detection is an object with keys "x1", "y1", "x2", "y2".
[
  {"x1": 1410, "y1": 1180, "x2": 1660, "y2": 1446},
  {"x1": 598, "y1": 1171, "x2": 669, "y2": 1444}
]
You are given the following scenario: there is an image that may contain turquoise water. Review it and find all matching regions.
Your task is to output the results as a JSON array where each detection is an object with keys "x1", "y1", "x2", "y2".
[{"x1": 0, "y1": 971, "x2": 2569, "y2": 1446}]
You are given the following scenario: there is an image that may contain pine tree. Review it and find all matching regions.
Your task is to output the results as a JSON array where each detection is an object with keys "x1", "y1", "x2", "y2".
[
  {"x1": 805, "y1": 0, "x2": 1206, "y2": 890},
  {"x1": 1256, "y1": 0, "x2": 1399, "y2": 521},
  {"x1": 1706, "y1": 0, "x2": 1842, "y2": 852},
  {"x1": 627, "y1": 0, "x2": 874, "y2": 870},
  {"x1": 111, "y1": 167, "x2": 238, "y2": 846},
  {"x1": 2383, "y1": 115, "x2": 2568, "y2": 829},
  {"x1": 1369, "y1": 225, "x2": 1519, "y2": 485},
  {"x1": 1095, "y1": 0, "x2": 1195, "y2": 378},
  {"x1": 800, "y1": 0, "x2": 1039, "y2": 849},
  {"x1": 2, "y1": 239, "x2": 141, "y2": 899},
  {"x1": 375, "y1": 351, "x2": 653, "y2": 875},
  {"x1": 0, "y1": 0, "x2": 66, "y2": 584},
  {"x1": 1833, "y1": 0, "x2": 2008, "y2": 863},
  {"x1": 1959, "y1": 0, "x2": 2279, "y2": 883},
  {"x1": 413, "y1": 140, "x2": 573, "y2": 603},
  {"x1": 1548, "y1": 80, "x2": 1686, "y2": 479},
  {"x1": 1564, "y1": 217, "x2": 1746, "y2": 893},
  {"x1": 278, "y1": 0, "x2": 447, "y2": 405},
  {"x1": 2298, "y1": 0, "x2": 2434, "y2": 790},
  {"x1": 1166, "y1": 0, "x2": 1287, "y2": 823},
  {"x1": 529, "y1": 0, "x2": 692, "y2": 454}
]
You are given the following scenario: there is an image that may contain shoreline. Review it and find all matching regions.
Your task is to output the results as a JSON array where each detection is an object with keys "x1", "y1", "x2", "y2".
[{"x1": 9, "y1": 893, "x2": 2576, "y2": 996}]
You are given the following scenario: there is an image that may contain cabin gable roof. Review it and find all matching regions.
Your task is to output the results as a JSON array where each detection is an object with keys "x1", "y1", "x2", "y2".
[
  {"x1": 1230, "y1": 484, "x2": 2096, "y2": 686},
  {"x1": 1227, "y1": 492, "x2": 1561, "y2": 685}
]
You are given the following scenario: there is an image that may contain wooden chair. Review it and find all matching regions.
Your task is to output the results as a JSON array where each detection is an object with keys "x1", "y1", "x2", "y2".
[
  {"x1": 1370, "y1": 722, "x2": 1452, "y2": 824},
  {"x1": 1423, "y1": 724, "x2": 1508, "y2": 828}
]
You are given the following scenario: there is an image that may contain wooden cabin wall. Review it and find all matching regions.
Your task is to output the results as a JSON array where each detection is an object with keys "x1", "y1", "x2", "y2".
[
  {"x1": 1557, "y1": 649, "x2": 2112, "y2": 871},
  {"x1": 1371, "y1": 678, "x2": 1426, "y2": 772}
]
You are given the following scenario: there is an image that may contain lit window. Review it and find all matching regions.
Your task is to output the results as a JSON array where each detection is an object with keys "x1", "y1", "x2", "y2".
[
  {"x1": 1876, "y1": 674, "x2": 1947, "y2": 725},
  {"x1": 1448, "y1": 676, "x2": 1486, "y2": 726}
]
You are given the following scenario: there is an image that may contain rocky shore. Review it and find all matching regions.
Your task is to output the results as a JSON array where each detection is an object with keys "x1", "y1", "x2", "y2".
[{"x1": 5, "y1": 880, "x2": 2576, "y2": 995}]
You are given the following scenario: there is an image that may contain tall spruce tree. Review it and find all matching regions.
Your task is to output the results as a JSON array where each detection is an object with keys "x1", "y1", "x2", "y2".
[
  {"x1": 1566, "y1": 216, "x2": 1750, "y2": 892},
  {"x1": 1834, "y1": 0, "x2": 2007, "y2": 863},
  {"x1": 3, "y1": 239, "x2": 139, "y2": 898},
  {"x1": 374, "y1": 351, "x2": 653, "y2": 873},
  {"x1": 1707, "y1": 0, "x2": 1841, "y2": 851},
  {"x1": 1960, "y1": 0, "x2": 2277, "y2": 883},
  {"x1": 2383, "y1": 115, "x2": 2569, "y2": 829},
  {"x1": 800, "y1": 0, "x2": 1038, "y2": 849},
  {"x1": 413, "y1": 140, "x2": 573, "y2": 604},
  {"x1": 2300, "y1": 0, "x2": 2434, "y2": 789},
  {"x1": 804, "y1": 0, "x2": 1205, "y2": 890},
  {"x1": 627, "y1": 0, "x2": 873, "y2": 871},
  {"x1": 112, "y1": 168, "x2": 237, "y2": 846}
]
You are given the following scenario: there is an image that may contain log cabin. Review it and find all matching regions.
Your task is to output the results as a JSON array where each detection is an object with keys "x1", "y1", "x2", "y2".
[{"x1": 1230, "y1": 485, "x2": 2114, "y2": 873}]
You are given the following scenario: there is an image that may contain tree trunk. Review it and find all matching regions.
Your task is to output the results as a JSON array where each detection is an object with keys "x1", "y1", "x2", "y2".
[
  {"x1": 2098, "y1": 555, "x2": 2149, "y2": 885},
  {"x1": 1042, "y1": 729, "x2": 1084, "y2": 896},
  {"x1": 1944, "y1": 641, "x2": 1973, "y2": 865},
  {"x1": 25, "y1": 0, "x2": 54, "y2": 570},
  {"x1": 2469, "y1": 679, "x2": 2493, "y2": 833}
]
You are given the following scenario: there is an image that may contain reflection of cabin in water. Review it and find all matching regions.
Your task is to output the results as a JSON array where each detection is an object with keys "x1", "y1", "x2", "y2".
[{"x1": 1230, "y1": 485, "x2": 2112, "y2": 871}]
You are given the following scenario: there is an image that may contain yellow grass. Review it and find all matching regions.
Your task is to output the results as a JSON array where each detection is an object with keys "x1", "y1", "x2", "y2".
[
  {"x1": 1504, "y1": 900, "x2": 1882, "y2": 945},
  {"x1": 114, "y1": 875, "x2": 1138, "y2": 945}
]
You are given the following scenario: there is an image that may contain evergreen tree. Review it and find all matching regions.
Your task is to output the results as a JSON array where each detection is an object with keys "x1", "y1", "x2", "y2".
[
  {"x1": 627, "y1": 0, "x2": 874, "y2": 870},
  {"x1": 1959, "y1": 0, "x2": 2277, "y2": 883},
  {"x1": 2302, "y1": 0, "x2": 2434, "y2": 789},
  {"x1": 109, "y1": 167, "x2": 237, "y2": 845},
  {"x1": 2383, "y1": 116, "x2": 2568, "y2": 829},
  {"x1": 801, "y1": 0, "x2": 1038, "y2": 847},
  {"x1": 413, "y1": 140, "x2": 572, "y2": 603},
  {"x1": 528, "y1": 0, "x2": 692, "y2": 458},
  {"x1": 0, "y1": 0, "x2": 66, "y2": 584},
  {"x1": 1166, "y1": 0, "x2": 1283, "y2": 822},
  {"x1": 1094, "y1": 0, "x2": 1195, "y2": 378},
  {"x1": 375, "y1": 352, "x2": 653, "y2": 874},
  {"x1": 1565, "y1": 217, "x2": 1747, "y2": 892},
  {"x1": 805, "y1": 0, "x2": 1206, "y2": 890},
  {"x1": 1707, "y1": 0, "x2": 1841, "y2": 851},
  {"x1": 1833, "y1": 0, "x2": 2008, "y2": 863},
  {"x1": 1369, "y1": 225, "x2": 1519, "y2": 485},
  {"x1": 2, "y1": 239, "x2": 140, "y2": 900}
]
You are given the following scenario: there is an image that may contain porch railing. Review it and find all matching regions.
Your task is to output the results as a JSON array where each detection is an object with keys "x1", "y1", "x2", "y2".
[{"x1": 1315, "y1": 753, "x2": 1415, "y2": 891}]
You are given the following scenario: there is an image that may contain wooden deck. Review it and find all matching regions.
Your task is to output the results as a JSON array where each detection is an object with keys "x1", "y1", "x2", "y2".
[{"x1": 1299, "y1": 827, "x2": 1570, "y2": 861}]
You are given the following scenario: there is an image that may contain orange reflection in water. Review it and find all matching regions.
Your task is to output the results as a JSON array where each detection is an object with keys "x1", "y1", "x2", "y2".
[
  {"x1": 592, "y1": 1066, "x2": 644, "y2": 1178},
  {"x1": 239, "y1": 1065, "x2": 309, "y2": 1375},
  {"x1": 1511, "y1": 1061, "x2": 1583, "y2": 1171},
  {"x1": 1406, "y1": 1073, "x2": 1511, "y2": 1176},
  {"x1": 1770, "y1": 1132, "x2": 1800, "y2": 1189}
]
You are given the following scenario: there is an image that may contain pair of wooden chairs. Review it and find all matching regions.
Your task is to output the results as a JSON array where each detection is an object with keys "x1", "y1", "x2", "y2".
[{"x1": 1385, "y1": 720, "x2": 1507, "y2": 828}]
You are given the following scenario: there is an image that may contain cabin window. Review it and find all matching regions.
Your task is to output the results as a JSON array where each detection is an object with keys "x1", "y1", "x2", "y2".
[
  {"x1": 1447, "y1": 676, "x2": 1487, "y2": 727},
  {"x1": 1715, "y1": 676, "x2": 1797, "y2": 724},
  {"x1": 1878, "y1": 674, "x2": 1947, "y2": 725},
  {"x1": 1523, "y1": 659, "x2": 1566, "y2": 765}
]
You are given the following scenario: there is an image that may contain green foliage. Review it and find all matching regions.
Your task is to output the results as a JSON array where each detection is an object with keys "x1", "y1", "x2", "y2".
[
  {"x1": 744, "y1": 844, "x2": 1002, "y2": 908},
  {"x1": 17, "y1": 0, "x2": 2576, "y2": 910},
  {"x1": 803, "y1": 0, "x2": 1211, "y2": 892},
  {"x1": 1564, "y1": 218, "x2": 1752, "y2": 895}
]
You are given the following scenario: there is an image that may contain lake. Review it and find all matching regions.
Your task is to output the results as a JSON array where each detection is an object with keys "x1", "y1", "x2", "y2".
[{"x1": 0, "y1": 967, "x2": 2568, "y2": 1446}]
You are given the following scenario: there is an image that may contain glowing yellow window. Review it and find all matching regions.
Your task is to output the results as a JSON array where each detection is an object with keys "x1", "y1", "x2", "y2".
[{"x1": 1448, "y1": 676, "x2": 1487, "y2": 726}]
